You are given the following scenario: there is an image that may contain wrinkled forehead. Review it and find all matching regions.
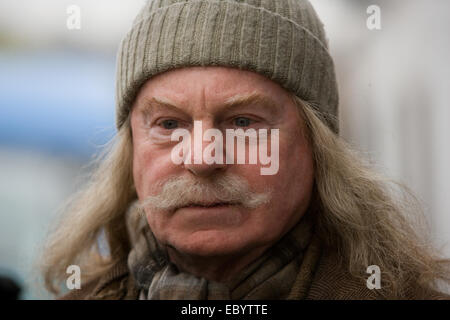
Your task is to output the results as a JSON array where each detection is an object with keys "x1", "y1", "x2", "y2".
[{"x1": 131, "y1": 66, "x2": 294, "y2": 114}]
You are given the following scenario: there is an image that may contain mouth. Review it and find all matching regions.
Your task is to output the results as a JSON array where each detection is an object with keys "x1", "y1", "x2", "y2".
[
  {"x1": 180, "y1": 201, "x2": 239, "y2": 209},
  {"x1": 175, "y1": 201, "x2": 244, "y2": 226}
]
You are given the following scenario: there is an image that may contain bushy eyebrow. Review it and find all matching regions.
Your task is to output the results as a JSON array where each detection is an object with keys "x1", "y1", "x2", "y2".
[
  {"x1": 223, "y1": 91, "x2": 278, "y2": 110},
  {"x1": 222, "y1": 92, "x2": 281, "y2": 118},
  {"x1": 139, "y1": 97, "x2": 190, "y2": 120},
  {"x1": 139, "y1": 91, "x2": 281, "y2": 118}
]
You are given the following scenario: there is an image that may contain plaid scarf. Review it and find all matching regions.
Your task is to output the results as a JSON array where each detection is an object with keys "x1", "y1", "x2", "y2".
[{"x1": 126, "y1": 203, "x2": 314, "y2": 300}]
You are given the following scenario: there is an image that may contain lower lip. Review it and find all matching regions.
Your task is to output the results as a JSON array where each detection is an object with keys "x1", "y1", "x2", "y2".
[{"x1": 176, "y1": 204, "x2": 244, "y2": 226}]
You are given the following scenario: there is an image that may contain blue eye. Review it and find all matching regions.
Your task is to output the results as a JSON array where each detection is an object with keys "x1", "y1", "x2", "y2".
[
  {"x1": 160, "y1": 119, "x2": 178, "y2": 129},
  {"x1": 234, "y1": 117, "x2": 252, "y2": 127}
]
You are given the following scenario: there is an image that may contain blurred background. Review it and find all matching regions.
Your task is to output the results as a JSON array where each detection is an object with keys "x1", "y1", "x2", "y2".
[{"x1": 0, "y1": 0, "x2": 448, "y2": 299}]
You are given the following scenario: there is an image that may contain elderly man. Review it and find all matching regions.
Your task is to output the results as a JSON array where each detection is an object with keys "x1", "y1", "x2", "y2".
[{"x1": 42, "y1": 0, "x2": 449, "y2": 300}]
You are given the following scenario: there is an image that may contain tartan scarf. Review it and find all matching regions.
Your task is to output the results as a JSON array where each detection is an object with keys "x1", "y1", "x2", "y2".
[{"x1": 126, "y1": 204, "x2": 315, "y2": 300}]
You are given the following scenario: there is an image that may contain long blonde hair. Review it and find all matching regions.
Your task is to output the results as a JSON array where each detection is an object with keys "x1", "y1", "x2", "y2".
[
  {"x1": 39, "y1": 116, "x2": 136, "y2": 294},
  {"x1": 293, "y1": 95, "x2": 449, "y2": 297},
  {"x1": 40, "y1": 96, "x2": 449, "y2": 297}
]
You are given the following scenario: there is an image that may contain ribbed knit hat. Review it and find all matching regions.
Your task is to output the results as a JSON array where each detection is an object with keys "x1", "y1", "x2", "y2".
[{"x1": 116, "y1": 0, "x2": 339, "y2": 132}]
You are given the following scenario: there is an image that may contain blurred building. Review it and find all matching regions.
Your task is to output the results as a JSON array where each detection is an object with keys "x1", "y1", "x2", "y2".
[
  {"x1": 0, "y1": 0, "x2": 145, "y2": 299},
  {"x1": 311, "y1": 0, "x2": 450, "y2": 256}
]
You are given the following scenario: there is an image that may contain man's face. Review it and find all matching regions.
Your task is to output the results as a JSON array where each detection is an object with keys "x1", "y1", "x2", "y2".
[{"x1": 130, "y1": 66, "x2": 314, "y2": 257}]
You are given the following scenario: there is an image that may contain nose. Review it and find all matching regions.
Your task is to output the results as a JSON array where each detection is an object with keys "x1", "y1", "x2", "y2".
[
  {"x1": 183, "y1": 120, "x2": 228, "y2": 177},
  {"x1": 185, "y1": 160, "x2": 227, "y2": 177}
]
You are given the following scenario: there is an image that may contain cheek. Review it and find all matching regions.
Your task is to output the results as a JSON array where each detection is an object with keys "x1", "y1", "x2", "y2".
[
  {"x1": 287, "y1": 134, "x2": 314, "y2": 189},
  {"x1": 132, "y1": 131, "x2": 171, "y2": 200},
  {"x1": 131, "y1": 126, "x2": 151, "y2": 197},
  {"x1": 132, "y1": 145, "x2": 146, "y2": 199},
  {"x1": 269, "y1": 132, "x2": 314, "y2": 209},
  {"x1": 133, "y1": 146, "x2": 172, "y2": 198},
  {"x1": 286, "y1": 141, "x2": 314, "y2": 184},
  {"x1": 229, "y1": 129, "x2": 314, "y2": 201}
]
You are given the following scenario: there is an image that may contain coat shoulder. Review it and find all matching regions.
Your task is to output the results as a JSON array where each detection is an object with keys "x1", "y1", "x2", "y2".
[
  {"x1": 306, "y1": 248, "x2": 450, "y2": 300},
  {"x1": 306, "y1": 249, "x2": 382, "y2": 300}
]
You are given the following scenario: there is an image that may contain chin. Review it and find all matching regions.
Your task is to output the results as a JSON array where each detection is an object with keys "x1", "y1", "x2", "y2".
[{"x1": 169, "y1": 229, "x2": 255, "y2": 257}]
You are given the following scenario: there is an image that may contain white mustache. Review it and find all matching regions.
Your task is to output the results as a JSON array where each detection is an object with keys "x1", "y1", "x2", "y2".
[{"x1": 138, "y1": 174, "x2": 272, "y2": 211}]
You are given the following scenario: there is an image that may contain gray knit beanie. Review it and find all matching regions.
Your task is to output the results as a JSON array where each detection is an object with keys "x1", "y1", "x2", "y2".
[{"x1": 116, "y1": 0, "x2": 339, "y2": 132}]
